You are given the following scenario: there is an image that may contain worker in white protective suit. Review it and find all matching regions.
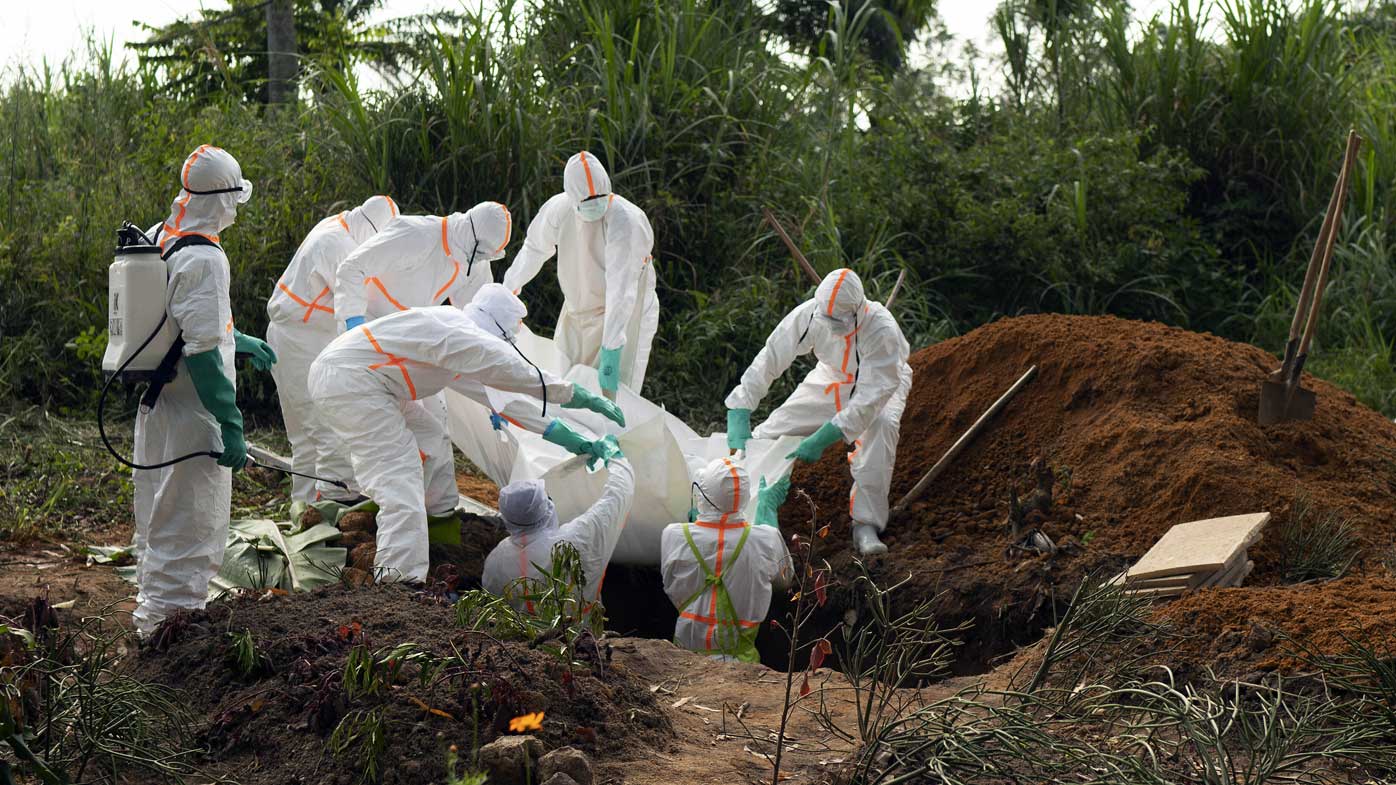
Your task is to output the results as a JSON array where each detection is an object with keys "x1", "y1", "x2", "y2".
[
  {"x1": 333, "y1": 200, "x2": 512, "y2": 492},
  {"x1": 481, "y1": 447, "x2": 635, "y2": 611},
  {"x1": 133, "y1": 145, "x2": 276, "y2": 636},
  {"x1": 266, "y1": 195, "x2": 399, "y2": 505},
  {"x1": 659, "y1": 459, "x2": 791, "y2": 662},
  {"x1": 334, "y1": 201, "x2": 511, "y2": 328},
  {"x1": 725, "y1": 268, "x2": 912, "y2": 557},
  {"x1": 307, "y1": 285, "x2": 626, "y2": 583},
  {"x1": 502, "y1": 151, "x2": 658, "y2": 398}
]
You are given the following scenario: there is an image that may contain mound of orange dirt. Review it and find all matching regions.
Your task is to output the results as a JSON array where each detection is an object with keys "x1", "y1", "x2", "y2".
[{"x1": 782, "y1": 314, "x2": 1396, "y2": 673}]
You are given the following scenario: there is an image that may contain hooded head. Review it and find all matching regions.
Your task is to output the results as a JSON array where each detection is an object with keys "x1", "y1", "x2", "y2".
[
  {"x1": 447, "y1": 201, "x2": 512, "y2": 269},
  {"x1": 499, "y1": 479, "x2": 559, "y2": 536},
  {"x1": 813, "y1": 268, "x2": 866, "y2": 330},
  {"x1": 466, "y1": 283, "x2": 528, "y2": 341},
  {"x1": 346, "y1": 194, "x2": 399, "y2": 244},
  {"x1": 693, "y1": 457, "x2": 750, "y2": 523},
  {"x1": 162, "y1": 145, "x2": 252, "y2": 243},
  {"x1": 563, "y1": 151, "x2": 612, "y2": 223}
]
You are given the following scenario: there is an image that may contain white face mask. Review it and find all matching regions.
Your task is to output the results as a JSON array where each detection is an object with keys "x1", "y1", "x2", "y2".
[{"x1": 577, "y1": 198, "x2": 609, "y2": 223}]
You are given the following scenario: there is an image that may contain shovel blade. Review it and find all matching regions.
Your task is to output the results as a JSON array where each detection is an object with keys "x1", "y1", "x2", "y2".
[{"x1": 1258, "y1": 381, "x2": 1316, "y2": 425}]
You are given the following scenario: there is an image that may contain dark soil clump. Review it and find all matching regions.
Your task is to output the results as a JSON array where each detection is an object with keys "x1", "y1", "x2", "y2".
[
  {"x1": 134, "y1": 584, "x2": 670, "y2": 785},
  {"x1": 782, "y1": 314, "x2": 1396, "y2": 674}
]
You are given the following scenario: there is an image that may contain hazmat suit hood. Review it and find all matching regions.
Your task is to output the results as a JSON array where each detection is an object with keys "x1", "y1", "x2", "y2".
[
  {"x1": 499, "y1": 479, "x2": 559, "y2": 536},
  {"x1": 466, "y1": 283, "x2": 528, "y2": 341},
  {"x1": 814, "y1": 268, "x2": 866, "y2": 323},
  {"x1": 446, "y1": 202, "x2": 512, "y2": 270},
  {"x1": 563, "y1": 151, "x2": 612, "y2": 222},
  {"x1": 694, "y1": 457, "x2": 750, "y2": 523},
  {"x1": 346, "y1": 194, "x2": 399, "y2": 244},
  {"x1": 161, "y1": 145, "x2": 252, "y2": 243}
]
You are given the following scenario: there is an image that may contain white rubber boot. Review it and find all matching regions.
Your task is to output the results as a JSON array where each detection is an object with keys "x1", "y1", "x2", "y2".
[{"x1": 852, "y1": 524, "x2": 888, "y2": 556}]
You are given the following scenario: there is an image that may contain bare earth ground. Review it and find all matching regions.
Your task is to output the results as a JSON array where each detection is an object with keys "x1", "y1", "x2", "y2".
[{"x1": 0, "y1": 530, "x2": 962, "y2": 785}]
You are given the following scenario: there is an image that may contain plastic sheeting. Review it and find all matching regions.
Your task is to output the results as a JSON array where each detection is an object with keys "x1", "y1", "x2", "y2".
[{"x1": 445, "y1": 326, "x2": 798, "y2": 566}]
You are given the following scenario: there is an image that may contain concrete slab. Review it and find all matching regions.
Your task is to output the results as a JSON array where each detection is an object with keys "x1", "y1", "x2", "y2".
[{"x1": 1126, "y1": 512, "x2": 1270, "y2": 580}]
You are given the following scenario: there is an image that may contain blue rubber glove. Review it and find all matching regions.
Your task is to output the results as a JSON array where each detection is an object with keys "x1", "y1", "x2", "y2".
[
  {"x1": 596, "y1": 346, "x2": 623, "y2": 396},
  {"x1": 184, "y1": 349, "x2": 247, "y2": 471},
  {"x1": 754, "y1": 474, "x2": 792, "y2": 528},
  {"x1": 490, "y1": 411, "x2": 507, "y2": 430},
  {"x1": 786, "y1": 421, "x2": 844, "y2": 464},
  {"x1": 585, "y1": 434, "x2": 624, "y2": 470},
  {"x1": 562, "y1": 384, "x2": 626, "y2": 427},
  {"x1": 233, "y1": 329, "x2": 277, "y2": 371},
  {"x1": 345, "y1": 316, "x2": 365, "y2": 331},
  {"x1": 727, "y1": 408, "x2": 752, "y2": 451},
  {"x1": 543, "y1": 418, "x2": 592, "y2": 455}
]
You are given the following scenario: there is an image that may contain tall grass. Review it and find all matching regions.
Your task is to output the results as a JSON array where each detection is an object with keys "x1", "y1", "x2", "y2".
[{"x1": 4, "y1": 0, "x2": 1396, "y2": 425}]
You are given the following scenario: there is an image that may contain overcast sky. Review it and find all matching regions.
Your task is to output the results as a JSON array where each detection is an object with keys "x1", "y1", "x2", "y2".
[{"x1": 0, "y1": 0, "x2": 1173, "y2": 82}]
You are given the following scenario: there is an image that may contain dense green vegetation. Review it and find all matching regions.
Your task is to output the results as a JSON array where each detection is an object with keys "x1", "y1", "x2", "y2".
[{"x1": 3, "y1": 0, "x2": 1395, "y2": 430}]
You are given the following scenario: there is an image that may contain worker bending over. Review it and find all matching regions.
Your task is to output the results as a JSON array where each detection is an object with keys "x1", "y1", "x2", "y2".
[
  {"x1": 307, "y1": 285, "x2": 624, "y2": 583},
  {"x1": 725, "y1": 268, "x2": 912, "y2": 556},
  {"x1": 660, "y1": 459, "x2": 791, "y2": 662},
  {"x1": 134, "y1": 145, "x2": 275, "y2": 636},
  {"x1": 503, "y1": 151, "x2": 657, "y2": 398},
  {"x1": 482, "y1": 444, "x2": 634, "y2": 611},
  {"x1": 266, "y1": 195, "x2": 398, "y2": 505}
]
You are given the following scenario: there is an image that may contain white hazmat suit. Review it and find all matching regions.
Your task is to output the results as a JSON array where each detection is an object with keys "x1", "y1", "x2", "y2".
[
  {"x1": 307, "y1": 290, "x2": 579, "y2": 583},
  {"x1": 660, "y1": 458, "x2": 790, "y2": 662},
  {"x1": 725, "y1": 269, "x2": 912, "y2": 555},
  {"x1": 502, "y1": 152, "x2": 658, "y2": 395},
  {"x1": 482, "y1": 457, "x2": 636, "y2": 612},
  {"x1": 133, "y1": 145, "x2": 252, "y2": 635},
  {"x1": 334, "y1": 202, "x2": 511, "y2": 323},
  {"x1": 266, "y1": 195, "x2": 399, "y2": 502}
]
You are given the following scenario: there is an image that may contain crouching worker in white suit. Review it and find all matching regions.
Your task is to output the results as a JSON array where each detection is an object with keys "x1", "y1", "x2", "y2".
[
  {"x1": 725, "y1": 268, "x2": 912, "y2": 557},
  {"x1": 267, "y1": 194, "x2": 399, "y2": 505},
  {"x1": 502, "y1": 151, "x2": 658, "y2": 398},
  {"x1": 660, "y1": 459, "x2": 792, "y2": 663},
  {"x1": 482, "y1": 444, "x2": 635, "y2": 611},
  {"x1": 307, "y1": 285, "x2": 627, "y2": 583}
]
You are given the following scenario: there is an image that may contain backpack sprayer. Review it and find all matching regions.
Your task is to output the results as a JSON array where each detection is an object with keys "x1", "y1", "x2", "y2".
[{"x1": 98, "y1": 222, "x2": 346, "y2": 488}]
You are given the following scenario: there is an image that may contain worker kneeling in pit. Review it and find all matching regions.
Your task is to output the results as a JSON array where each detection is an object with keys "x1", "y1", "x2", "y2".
[
  {"x1": 725, "y1": 268, "x2": 912, "y2": 556},
  {"x1": 660, "y1": 459, "x2": 792, "y2": 663},
  {"x1": 482, "y1": 444, "x2": 635, "y2": 611},
  {"x1": 307, "y1": 284, "x2": 626, "y2": 583}
]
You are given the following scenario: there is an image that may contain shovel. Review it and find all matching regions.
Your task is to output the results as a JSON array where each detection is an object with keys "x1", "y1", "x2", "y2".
[{"x1": 1259, "y1": 130, "x2": 1361, "y2": 426}]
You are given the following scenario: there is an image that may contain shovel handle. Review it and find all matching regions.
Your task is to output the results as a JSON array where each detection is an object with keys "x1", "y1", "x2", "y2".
[
  {"x1": 1296, "y1": 131, "x2": 1361, "y2": 365},
  {"x1": 1287, "y1": 131, "x2": 1360, "y2": 352},
  {"x1": 763, "y1": 207, "x2": 822, "y2": 285}
]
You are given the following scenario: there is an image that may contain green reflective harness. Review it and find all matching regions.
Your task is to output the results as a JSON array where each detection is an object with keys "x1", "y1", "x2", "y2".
[{"x1": 677, "y1": 520, "x2": 759, "y2": 663}]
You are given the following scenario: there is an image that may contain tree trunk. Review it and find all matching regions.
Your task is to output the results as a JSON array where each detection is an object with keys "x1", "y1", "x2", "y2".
[{"x1": 266, "y1": 0, "x2": 298, "y2": 105}]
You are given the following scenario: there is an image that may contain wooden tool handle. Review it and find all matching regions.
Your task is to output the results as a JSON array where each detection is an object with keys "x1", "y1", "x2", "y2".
[
  {"x1": 762, "y1": 207, "x2": 822, "y2": 285},
  {"x1": 892, "y1": 365, "x2": 1038, "y2": 514},
  {"x1": 1296, "y1": 131, "x2": 1361, "y2": 363},
  {"x1": 1287, "y1": 135, "x2": 1354, "y2": 346}
]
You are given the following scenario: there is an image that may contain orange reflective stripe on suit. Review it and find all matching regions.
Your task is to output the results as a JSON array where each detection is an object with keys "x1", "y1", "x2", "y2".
[
  {"x1": 360, "y1": 326, "x2": 417, "y2": 399},
  {"x1": 278, "y1": 282, "x2": 334, "y2": 323}
]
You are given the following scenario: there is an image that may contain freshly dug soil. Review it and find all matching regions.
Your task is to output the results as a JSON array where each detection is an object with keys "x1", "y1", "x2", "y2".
[
  {"x1": 783, "y1": 314, "x2": 1396, "y2": 674},
  {"x1": 134, "y1": 584, "x2": 670, "y2": 785}
]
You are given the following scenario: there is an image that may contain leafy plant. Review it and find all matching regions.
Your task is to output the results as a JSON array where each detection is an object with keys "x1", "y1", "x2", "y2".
[
  {"x1": 1277, "y1": 496, "x2": 1360, "y2": 583},
  {"x1": 226, "y1": 627, "x2": 271, "y2": 679}
]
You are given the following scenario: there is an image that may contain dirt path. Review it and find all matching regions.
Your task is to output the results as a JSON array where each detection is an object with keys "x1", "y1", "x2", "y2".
[
  {"x1": 0, "y1": 539, "x2": 136, "y2": 620},
  {"x1": 603, "y1": 638, "x2": 976, "y2": 785}
]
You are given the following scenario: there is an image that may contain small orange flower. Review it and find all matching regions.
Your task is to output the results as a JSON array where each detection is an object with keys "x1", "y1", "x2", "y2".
[{"x1": 509, "y1": 711, "x2": 545, "y2": 733}]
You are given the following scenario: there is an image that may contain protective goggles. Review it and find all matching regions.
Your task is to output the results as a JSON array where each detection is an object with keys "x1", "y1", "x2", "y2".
[{"x1": 186, "y1": 178, "x2": 254, "y2": 204}]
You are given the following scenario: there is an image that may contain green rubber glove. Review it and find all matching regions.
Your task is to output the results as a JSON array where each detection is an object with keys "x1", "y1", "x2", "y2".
[
  {"x1": 754, "y1": 474, "x2": 791, "y2": 528},
  {"x1": 596, "y1": 346, "x2": 622, "y2": 395},
  {"x1": 727, "y1": 408, "x2": 752, "y2": 451},
  {"x1": 785, "y1": 421, "x2": 844, "y2": 464},
  {"x1": 543, "y1": 418, "x2": 592, "y2": 456},
  {"x1": 233, "y1": 329, "x2": 277, "y2": 371},
  {"x1": 185, "y1": 349, "x2": 247, "y2": 471},
  {"x1": 585, "y1": 434, "x2": 624, "y2": 470},
  {"x1": 562, "y1": 384, "x2": 626, "y2": 427}
]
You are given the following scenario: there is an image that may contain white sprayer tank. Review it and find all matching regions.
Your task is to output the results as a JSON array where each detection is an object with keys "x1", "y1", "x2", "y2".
[{"x1": 102, "y1": 229, "x2": 176, "y2": 381}]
